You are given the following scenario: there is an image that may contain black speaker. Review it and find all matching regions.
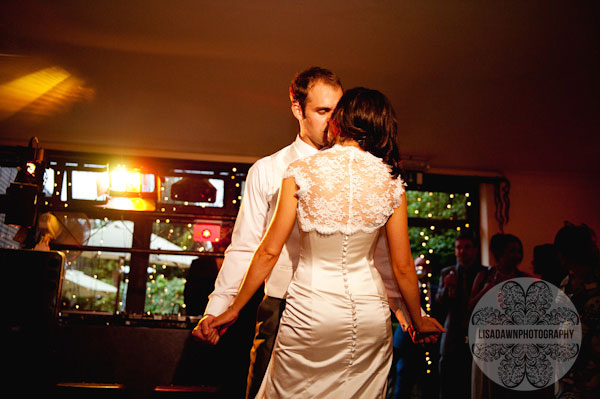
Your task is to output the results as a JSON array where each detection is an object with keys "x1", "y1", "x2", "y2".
[
  {"x1": 3, "y1": 182, "x2": 40, "y2": 227},
  {"x1": 2, "y1": 249, "x2": 65, "y2": 391}
]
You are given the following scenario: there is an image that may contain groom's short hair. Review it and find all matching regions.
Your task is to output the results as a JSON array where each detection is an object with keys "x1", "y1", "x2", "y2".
[{"x1": 289, "y1": 66, "x2": 342, "y2": 114}]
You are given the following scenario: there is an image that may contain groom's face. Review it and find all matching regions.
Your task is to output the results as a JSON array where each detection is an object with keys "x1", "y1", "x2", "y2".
[{"x1": 296, "y1": 81, "x2": 343, "y2": 149}]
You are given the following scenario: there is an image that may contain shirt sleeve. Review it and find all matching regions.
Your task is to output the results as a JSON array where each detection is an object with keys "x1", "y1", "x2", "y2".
[
  {"x1": 374, "y1": 230, "x2": 428, "y2": 331},
  {"x1": 204, "y1": 159, "x2": 271, "y2": 316},
  {"x1": 373, "y1": 233, "x2": 407, "y2": 330}
]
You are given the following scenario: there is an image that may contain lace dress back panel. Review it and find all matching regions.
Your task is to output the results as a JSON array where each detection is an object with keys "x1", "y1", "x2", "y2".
[{"x1": 283, "y1": 144, "x2": 405, "y2": 235}]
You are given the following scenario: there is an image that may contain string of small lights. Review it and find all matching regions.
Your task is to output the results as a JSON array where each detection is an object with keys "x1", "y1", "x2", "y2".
[{"x1": 412, "y1": 191, "x2": 471, "y2": 375}]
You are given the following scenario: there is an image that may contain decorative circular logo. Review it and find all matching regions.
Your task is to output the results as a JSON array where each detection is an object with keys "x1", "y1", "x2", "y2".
[{"x1": 468, "y1": 277, "x2": 581, "y2": 391}]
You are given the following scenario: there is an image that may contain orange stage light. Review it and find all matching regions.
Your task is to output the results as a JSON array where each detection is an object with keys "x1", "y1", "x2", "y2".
[
  {"x1": 109, "y1": 166, "x2": 142, "y2": 194},
  {"x1": 105, "y1": 197, "x2": 155, "y2": 211}
]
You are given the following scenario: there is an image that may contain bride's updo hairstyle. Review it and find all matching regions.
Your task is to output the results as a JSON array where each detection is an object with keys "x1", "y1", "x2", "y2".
[{"x1": 329, "y1": 87, "x2": 402, "y2": 178}]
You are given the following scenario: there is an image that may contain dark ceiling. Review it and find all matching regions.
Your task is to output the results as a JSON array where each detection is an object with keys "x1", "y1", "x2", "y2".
[{"x1": 0, "y1": 1, "x2": 598, "y2": 175}]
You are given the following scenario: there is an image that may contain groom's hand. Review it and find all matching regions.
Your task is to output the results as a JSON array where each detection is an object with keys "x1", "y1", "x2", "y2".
[
  {"x1": 192, "y1": 315, "x2": 218, "y2": 344},
  {"x1": 210, "y1": 307, "x2": 239, "y2": 341},
  {"x1": 409, "y1": 316, "x2": 445, "y2": 344}
]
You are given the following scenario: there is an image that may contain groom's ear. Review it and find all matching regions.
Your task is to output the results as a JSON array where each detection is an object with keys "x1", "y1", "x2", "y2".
[{"x1": 291, "y1": 101, "x2": 304, "y2": 121}]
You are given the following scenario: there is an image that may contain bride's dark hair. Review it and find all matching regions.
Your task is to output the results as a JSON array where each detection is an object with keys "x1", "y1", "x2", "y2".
[{"x1": 328, "y1": 87, "x2": 402, "y2": 178}]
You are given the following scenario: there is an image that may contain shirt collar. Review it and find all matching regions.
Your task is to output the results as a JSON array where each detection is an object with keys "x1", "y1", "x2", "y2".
[{"x1": 292, "y1": 134, "x2": 319, "y2": 157}]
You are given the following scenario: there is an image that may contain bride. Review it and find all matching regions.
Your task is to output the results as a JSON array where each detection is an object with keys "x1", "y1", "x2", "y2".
[{"x1": 210, "y1": 87, "x2": 444, "y2": 398}]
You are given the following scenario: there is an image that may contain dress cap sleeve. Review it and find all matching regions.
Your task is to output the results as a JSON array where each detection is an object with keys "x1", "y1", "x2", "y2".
[
  {"x1": 392, "y1": 177, "x2": 406, "y2": 208},
  {"x1": 283, "y1": 159, "x2": 311, "y2": 199}
]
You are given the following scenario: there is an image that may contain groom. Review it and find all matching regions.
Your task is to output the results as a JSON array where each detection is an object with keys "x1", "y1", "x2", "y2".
[{"x1": 193, "y1": 66, "x2": 431, "y2": 399}]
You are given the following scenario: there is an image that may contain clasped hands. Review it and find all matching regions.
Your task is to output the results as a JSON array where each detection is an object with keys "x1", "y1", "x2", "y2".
[
  {"x1": 192, "y1": 307, "x2": 239, "y2": 345},
  {"x1": 408, "y1": 316, "x2": 445, "y2": 344}
]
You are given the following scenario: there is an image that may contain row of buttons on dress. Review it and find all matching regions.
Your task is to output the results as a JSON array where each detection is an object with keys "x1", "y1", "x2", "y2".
[{"x1": 342, "y1": 234, "x2": 358, "y2": 366}]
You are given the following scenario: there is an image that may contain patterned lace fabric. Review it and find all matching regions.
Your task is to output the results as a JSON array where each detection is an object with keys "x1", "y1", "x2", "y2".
[{"x1": 283, "y1": 144, "x2": 405, "y2": 235}]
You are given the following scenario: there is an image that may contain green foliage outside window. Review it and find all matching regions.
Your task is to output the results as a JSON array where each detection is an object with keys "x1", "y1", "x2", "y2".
[
  {"x1": 409, "y1": 226, "x2": 459, "y2": 274},
  {"x1": 406, "y1": 190, "x2": 470, "y2": 220},
  {"x1": 145, "y1": 273, "x2": 185, "y2": 315},
  {"x1": 406, "y1": 189, "x2": 473, "y2": 280}
]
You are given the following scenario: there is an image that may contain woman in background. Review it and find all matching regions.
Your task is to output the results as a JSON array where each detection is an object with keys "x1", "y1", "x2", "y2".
[
  {"x1": 468, "y1": 233, "x2": 529, "y2": 311},
  {"x1": 469, "y1": 233, "x2": 534, "y2": 399}
]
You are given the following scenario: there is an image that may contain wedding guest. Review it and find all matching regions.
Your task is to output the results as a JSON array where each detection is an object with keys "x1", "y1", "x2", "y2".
[
  {"x1": 436, "y1": 233, "x2": 487, "y2": 399},
  {"x1": 532, "y1": 243, "x2": 567, "y2": 287},
  {"x1": 554, "y1": 222, "x2": 599, "y2": 399},
  {"x1": 469, "y1": 233, "x2": 532, "y2": 399}
]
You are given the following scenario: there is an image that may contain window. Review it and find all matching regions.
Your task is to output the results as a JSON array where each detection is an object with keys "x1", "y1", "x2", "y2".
[
  {"x1": 57, "y1": 216, "x2": 132, "y2": 313},
  {"x1": 403, "y1": 172, "x2": 480, "y2": 317},
  {"x1": 407, "y1": 189, "x2": 474, "y2": 267},
  {"x1": 24, "y1": 150, "x2": 246, "y2": 316},
  {"x1": 1, "y1": 148, "x2": 480, "y2": 318}
]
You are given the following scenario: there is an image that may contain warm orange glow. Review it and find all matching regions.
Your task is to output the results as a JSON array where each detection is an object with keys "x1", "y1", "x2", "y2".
[
  {"x1": 105, "y1": 197, "x2": 155, "y2": 211},
  {"x1": 0, "y1": 67, "x2": 69, "y2": 117},
  {"x1": 109, "y1": 166, "x2": 142, "y2": 193},
  {"x1": 0, "y1": 65, "x2": 93, "y2": 120},
  {"x1": 26, "y1": 162, "x2": 36, "y2": 175}
]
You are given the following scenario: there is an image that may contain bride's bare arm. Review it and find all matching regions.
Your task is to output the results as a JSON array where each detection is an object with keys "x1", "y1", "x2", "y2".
[
  {"x1": 385, "y1": 192, "x2": 444, "y2": 337},
  {"x1": 209, "y1": 177, "x2": 298, "y2": 335}
]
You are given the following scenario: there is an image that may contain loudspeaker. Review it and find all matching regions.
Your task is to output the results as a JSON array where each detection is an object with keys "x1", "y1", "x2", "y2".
[
  {"x1": 2, "y1": 249, "x2": 65, "y2": 391},
  {"x1": 3, "y1": 182, "x2": 39, "y2": 227}
]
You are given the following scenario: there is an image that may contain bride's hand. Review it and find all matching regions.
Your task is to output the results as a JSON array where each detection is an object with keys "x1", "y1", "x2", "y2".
[
  {"x1": 208, "y1": 307, "x2": 240, "y2": 344},
  {"x1": 409, "y1": 316, "x2": 445, "y2": 344}
]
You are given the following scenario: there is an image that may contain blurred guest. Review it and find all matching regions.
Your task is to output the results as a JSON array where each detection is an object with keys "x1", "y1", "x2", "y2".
[
  {"x1": 469, "y1": 233, "x2": 532, "y2": 399},
  {"x1": 436, "y1": 233, "x2": 487, "y2": 399},
  {"x1": 184, "y1": 257, "x2": 219, "y2": 316},
  {"x1": 468, "y1": 233, "x2": 529, "y2": 310},
  {"x1": 554, "y1": 222, "x2": 599, "y2": 399},
  {"x1": 532, "y1": 243, "x2": 567, "y2": 287}
]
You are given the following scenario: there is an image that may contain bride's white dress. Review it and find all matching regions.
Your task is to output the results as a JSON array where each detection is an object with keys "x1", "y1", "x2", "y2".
[{"x1": 256, "y1": 144, "x2": 405, "y2": 398}]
